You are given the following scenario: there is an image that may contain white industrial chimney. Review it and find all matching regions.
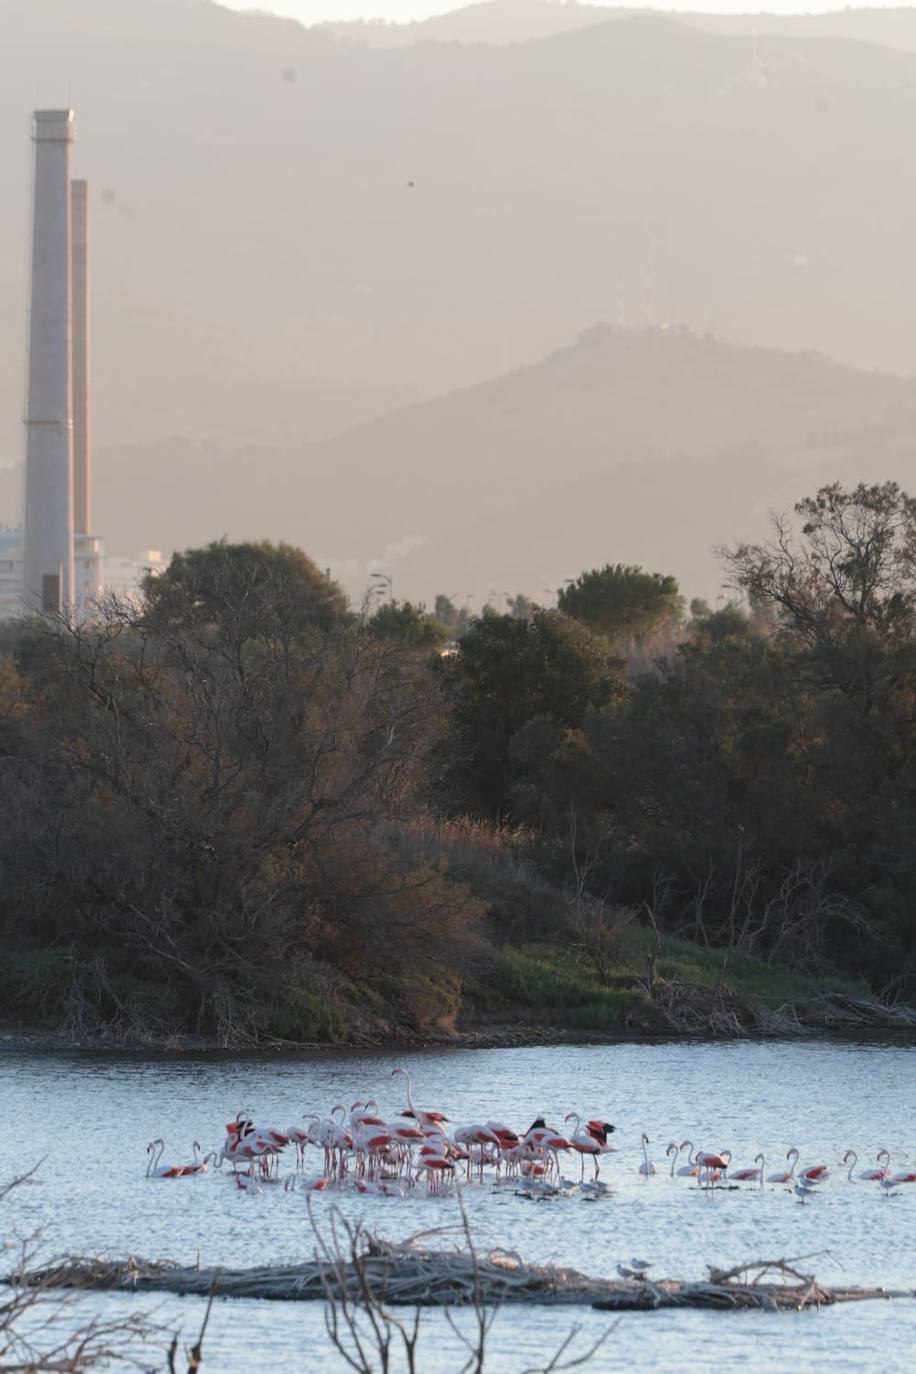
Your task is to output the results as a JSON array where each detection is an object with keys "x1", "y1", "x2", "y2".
[
  {"x1": 71, "y1": 178, "x2": 91, "y2": 540},
  {"x1": 22, "y1": 109, "x2": 75, "y2": 614},
  {"x1": 70, "y1": 176, "x2": 103, "y2": 608}
]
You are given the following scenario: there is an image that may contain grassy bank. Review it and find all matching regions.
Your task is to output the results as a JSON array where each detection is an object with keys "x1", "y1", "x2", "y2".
[
  {"x1": 0, "y1": 927, "x2": 872, "y2": 1047},
  {"x1": 466, "y1": 934, "x2": 869, "y2": 1034}
]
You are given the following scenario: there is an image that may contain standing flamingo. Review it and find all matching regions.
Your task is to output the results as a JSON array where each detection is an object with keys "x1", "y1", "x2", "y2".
[
  {"x1": 565, "y1": 1113, "x2": 603, "y2": 1180},
  {"x1": 391, "y1": 1067, "x2": 449, "y2": 1129},
  {"x1": 695, "y1": 1149, "x2": 731, "y2": 1174},
  {"x1": 639, "y1": 1134, "x2": 657, "y2": 1176}
]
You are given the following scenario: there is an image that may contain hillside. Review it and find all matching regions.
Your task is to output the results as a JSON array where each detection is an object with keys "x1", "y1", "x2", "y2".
[
  {"x1": 3, "y1": 1, "x2": 916, "y2": 478},
  {"x1": 33, "y1": 327, "x2": 914, "y2": 603},
  {"x1": 316, "y1": 0, "x2": 619, "y2": 47},
  {"x1": 318, "y1": 3, "x2": 916, "y2": 54}
]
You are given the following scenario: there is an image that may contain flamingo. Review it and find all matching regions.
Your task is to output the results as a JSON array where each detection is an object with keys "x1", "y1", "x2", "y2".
[
  {"x1": 639, "y1": 1134, "x2": 657, "y2": 1176},
  {"x1": 145, "y1": 1140, "x2": 207, "y2": 1179},
  {"x1": 844, "y1": 1149, "x2": 891, "y2": 1181},
  {"x1": 585, "y1": 1120, "x2": 617, "y2": 1154},
  {"x1": 350, "y1": 1100, "x2": 387, "y2": 1130},
  {"x1": 695, "y1": 1149, "x2": 731, "y2": 1173},
  {"x1": 235, "y1": 1172, "x2": 263, "y2": 1196},
  {"x1": 523, "y1": 1120, "x2": 573, "y2": 1178},
  {"x1": 392, "y1": 1067, "x2": 449, "y2": 1129},
  {"x1": 565, "y1": 1113, "x2": 603, "y2": 1180},
  {"x1": 767, "y1": 1148, "x2": 799, "y2": 1184},
  {"x1": 415, "y1": 1157, "x2": 455, "y2": 1191},
  {"x1": 674, "y1": 1141, "x2": 700, "y2": 1177},
  {"x1": 485, "y1": 1121, "x2": 520, "y2": 1149},
  {"x1": 730, "y1": 1154, "x2": 765, "y2": 1185}
]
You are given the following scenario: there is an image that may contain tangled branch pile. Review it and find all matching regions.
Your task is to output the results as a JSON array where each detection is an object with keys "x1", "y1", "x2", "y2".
[{"x1": 18, "y1": 1236, "x2": 909, "y2": 1314}]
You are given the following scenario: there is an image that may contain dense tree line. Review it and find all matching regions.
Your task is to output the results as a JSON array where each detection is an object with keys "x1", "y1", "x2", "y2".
[
  {"x1": 445, "y1": 482, "x2": 916, "y2": 994},
  {"x1": 0, "y1": 482, "x2": 913, "y2": 1040},
  {"x1": 0, "y1": 546, "x2": 479, "y2": 1041}
]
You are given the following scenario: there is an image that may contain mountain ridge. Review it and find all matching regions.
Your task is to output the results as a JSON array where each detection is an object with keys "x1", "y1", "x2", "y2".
[{"x1": 15, "y1": 326, "x2": 905, "y2": 603}]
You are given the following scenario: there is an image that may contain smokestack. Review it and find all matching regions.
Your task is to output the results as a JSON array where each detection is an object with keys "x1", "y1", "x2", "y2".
[
  {"x1": 71, "y1": 179, "x2": 91, "y2": 538},
  {"x1": 23, "y1": 109, "x2": 75, "y2": 613}
]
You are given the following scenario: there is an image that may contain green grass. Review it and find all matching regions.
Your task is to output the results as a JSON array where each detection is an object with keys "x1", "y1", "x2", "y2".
[{"x1": 469, "y1": 931, "x2": 868, "y2": 1032}]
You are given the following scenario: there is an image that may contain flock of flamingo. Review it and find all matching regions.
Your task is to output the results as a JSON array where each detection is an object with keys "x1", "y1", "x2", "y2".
[{"x1": 144, "y1": 1067, "x2": 915, "y2": 1201}]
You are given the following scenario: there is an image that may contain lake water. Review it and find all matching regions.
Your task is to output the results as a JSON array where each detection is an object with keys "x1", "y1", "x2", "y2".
[{"x1": 3, "y1": 1039, "x2": 916, "y2": 1371}]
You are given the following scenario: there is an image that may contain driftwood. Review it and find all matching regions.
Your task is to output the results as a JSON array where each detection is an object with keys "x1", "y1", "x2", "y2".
[
  {"x1": 15, "y1": 1240, "x2": 913, "y2": 1314},
  {"x1": 626, "y1": 979, "x2": 916, "y2": 1038}
]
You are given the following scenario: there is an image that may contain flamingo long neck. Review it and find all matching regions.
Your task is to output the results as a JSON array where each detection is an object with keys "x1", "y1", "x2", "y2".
[
  {"x1": 403, "y1": 1070, "x2": 416, "y2": 1119},
  {"x1": 845, "y1": 1151, "x2": 857, "y2": 1181},
  {"x1": 787, "y1": 1149, "x2": 799, "y2": 1178}
]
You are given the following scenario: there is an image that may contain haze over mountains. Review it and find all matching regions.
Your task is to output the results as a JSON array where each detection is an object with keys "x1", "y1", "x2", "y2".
[
  {"x1": 1, "y1": 0, "x2": 915, "y2": 601},
  {"x1": 320, "y1": 2, "x2": 916, "y2": 52},
  {"x1": 36, "y1": 326, "x2": 915, "y2": 605}
]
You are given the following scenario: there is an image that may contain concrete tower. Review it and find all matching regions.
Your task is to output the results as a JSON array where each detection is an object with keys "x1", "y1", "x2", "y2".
[
  {"x1": 70, "y1": 176, "x2": 103, "y2": 607},
  {"x1": 22, "y1": 109, "x2": 75, "y2": 613},
  {"x1": 71, "y1": 178, "x2": 91, "y2": 539}
]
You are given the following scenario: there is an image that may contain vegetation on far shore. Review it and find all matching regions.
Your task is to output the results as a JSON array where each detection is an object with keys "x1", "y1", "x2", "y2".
[{"x1": 0, "y1": 481, "x2": 914, "y2": 1047}]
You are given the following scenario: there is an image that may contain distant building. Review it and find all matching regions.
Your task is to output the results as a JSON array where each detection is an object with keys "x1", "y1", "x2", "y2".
[
  {"x1": 0, "y1": 527, "x2": 111, "y2": 621},
  {"x1": 102, "y1": 549, "x2": 167, "y2": 603},
  {"x1": 0, "y1": 529, "x2": 22, "y2": 622}
]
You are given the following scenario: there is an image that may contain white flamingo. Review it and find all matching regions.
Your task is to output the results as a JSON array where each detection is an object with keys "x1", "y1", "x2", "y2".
[{"x1": 639, "y1": 1134, "x2": 657, "y2": 1176}]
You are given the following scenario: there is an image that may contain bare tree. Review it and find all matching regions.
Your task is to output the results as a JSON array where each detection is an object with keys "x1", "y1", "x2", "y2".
[{"x1": 719, "y1": 481, "x2": 916, "y2": 649}]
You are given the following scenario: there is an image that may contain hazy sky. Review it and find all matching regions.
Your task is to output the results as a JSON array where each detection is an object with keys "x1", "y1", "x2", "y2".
[{"x1": 219, "y1": 1, "x2": 913, "y2": 25}]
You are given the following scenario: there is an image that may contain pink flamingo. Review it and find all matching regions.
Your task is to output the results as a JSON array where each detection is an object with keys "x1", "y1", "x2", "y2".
[
  {"x1": 730, "y1": 1154, "x2": 765, "y2": 1185},
  {"x1": 391, "y1": 1067, "x2": 449, "y2": 1129},
  {"x1": 845, "y1": 1149, "x2": 891, "y2": 1181},
  {"x1": 145, "y1": 1140, "x2": 207, "y2": 1179},
  {"x1": 673, "y1": 1141, "x2": 700, "y2": 1177},
  {"x1": 767, "y1": 1149, "x2": 800, "y2": 1184},
  {"x1": 566, "y1": 1113, "x2": 602, "y2": 1179}
]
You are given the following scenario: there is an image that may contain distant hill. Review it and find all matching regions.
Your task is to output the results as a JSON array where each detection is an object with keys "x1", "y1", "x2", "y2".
[
  {"x1": 316, "y1": 0, "x2": 618, "y2": 48},
  {"x1": 16, "y1": 326, "x2": 907, "y2": 605},
  {"x1": 319, "y1": 2, "x2": 916, "y2": 53},
  {"x1": 4, "y1": 0, "x2": 916, "y2": 480},
  {"x1": 684, "y1": 8, "x2": 916, "y2": 56}
]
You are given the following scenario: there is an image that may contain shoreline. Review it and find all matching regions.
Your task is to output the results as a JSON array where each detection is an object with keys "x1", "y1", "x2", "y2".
[{"x1": 3, "y1": 1014, "x2": 916, "y2": 1057}]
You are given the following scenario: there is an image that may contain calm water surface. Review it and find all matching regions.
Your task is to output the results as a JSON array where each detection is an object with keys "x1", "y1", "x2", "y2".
[{"x1": 3, "y1": 1040, "x2": 916, "y2": 1370}]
